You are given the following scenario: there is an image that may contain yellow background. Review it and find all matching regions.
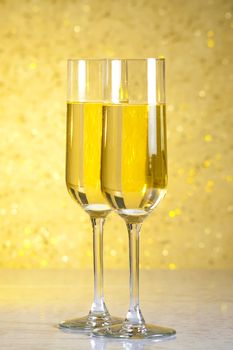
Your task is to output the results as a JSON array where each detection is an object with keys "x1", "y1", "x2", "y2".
[{"x1": 0, "y1": 0, "x2": 232, "y2": 269}]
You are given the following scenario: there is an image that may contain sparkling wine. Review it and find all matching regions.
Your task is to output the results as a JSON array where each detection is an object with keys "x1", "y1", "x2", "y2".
[
  {"x1": 101, "y1": 103, "x2": 167, "y2": 222},
  {"x1": 66, "y1": 102, "x2": 110, "y2": 217}
]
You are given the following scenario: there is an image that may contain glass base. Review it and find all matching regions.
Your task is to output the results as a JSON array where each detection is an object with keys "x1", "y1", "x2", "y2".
[
  {"x1": 59, "y1": 315, "x2": 123, "y2": 333},
  {"x1": 93, "y1": 323, "x2": 176, "y2": 340}
]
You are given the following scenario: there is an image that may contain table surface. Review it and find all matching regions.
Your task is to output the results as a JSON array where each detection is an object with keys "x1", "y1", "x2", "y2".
[{"x1": 0, "y1": 269, "x2": 232, "y2": 350}]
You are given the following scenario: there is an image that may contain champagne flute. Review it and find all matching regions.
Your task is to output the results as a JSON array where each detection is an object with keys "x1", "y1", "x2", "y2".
[
  {"x1": 96, "y1": 58, "x2": 176, "y2": 339},
  {"x1": 59, "y1": 59, "x2": 121, "y2": 332}
]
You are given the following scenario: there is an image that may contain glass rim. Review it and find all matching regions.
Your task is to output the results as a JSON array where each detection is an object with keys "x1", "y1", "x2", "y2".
[
  {"x1": 106, "y1": 57, "x2": 165, "y2": 61},
  {"x1": 67, "y1": 58, "x2": 106, "y2": 62}
]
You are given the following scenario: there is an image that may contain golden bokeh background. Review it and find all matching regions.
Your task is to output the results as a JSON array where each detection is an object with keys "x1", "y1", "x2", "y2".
[{"x1": 0, "y1": 0, "x2": 232, "y2": 269}]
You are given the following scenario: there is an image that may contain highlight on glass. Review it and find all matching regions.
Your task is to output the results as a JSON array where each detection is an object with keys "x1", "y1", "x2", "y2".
[
  {"x1": 59, "y1": 59, "x2": 121, "y2": 332},
  {"x1": 95, "y1": 58, "x2": 176, "y2": 339}
]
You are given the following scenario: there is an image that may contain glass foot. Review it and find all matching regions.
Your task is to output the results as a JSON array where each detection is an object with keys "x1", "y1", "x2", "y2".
[
  {"x1": 59, "y1": 315, "x2": 123, "y2": 333},
  {"x1": 93, "y1": 323, "x2": 176, "y2": 340}
]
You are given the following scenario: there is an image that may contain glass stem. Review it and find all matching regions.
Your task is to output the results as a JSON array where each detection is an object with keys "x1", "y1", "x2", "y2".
[
  {"x1": 90, "y1": 217, "x2": 109, "y2": 315},
  {"x1": 124, "y1": 223, "x2": 145, "y2": 330}
]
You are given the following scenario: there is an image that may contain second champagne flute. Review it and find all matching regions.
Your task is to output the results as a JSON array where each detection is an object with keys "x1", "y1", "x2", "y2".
[
  {"x1": 96, "y1": 58, "x2": 176, "y2": 339},
  {"x1": 59, "y1": 59, "x2": 121, "y2": 332}
]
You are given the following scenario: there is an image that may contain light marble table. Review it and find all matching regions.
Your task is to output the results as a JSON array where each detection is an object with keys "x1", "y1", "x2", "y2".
[{"x1": 0, "y1": 270, "x2": 232, "y2": 350}]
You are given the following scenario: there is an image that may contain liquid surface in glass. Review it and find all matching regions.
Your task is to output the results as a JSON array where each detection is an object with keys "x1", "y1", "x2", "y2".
[
  {"x1": 66, "y1": 102, "x2": 110, "y2": 217},
  {"x1": 101, "y1": 103, "x2": 167, "y2": 222}
]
